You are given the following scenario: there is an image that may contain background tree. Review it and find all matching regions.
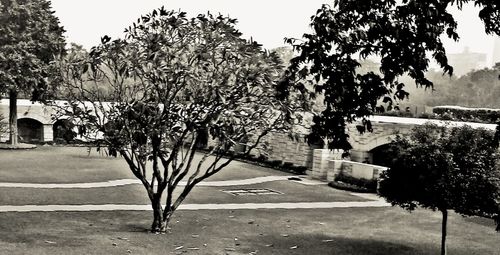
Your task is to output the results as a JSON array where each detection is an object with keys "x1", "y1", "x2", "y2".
[
  {"x1": 378, "y1": 123, "x2": 500, "y2": 255},
  {"x1": 0, "y1": 113, "x2": 6, "y2": 138},
  {"x1": 56, "y1": 8, "x2": 296, "y2": 232},
  {"x1": 280, "y1": 0, "x2": 500, "y2": 150},
  {"x1": 0, "y1": 0, "x2": 65, "y2": 145}
]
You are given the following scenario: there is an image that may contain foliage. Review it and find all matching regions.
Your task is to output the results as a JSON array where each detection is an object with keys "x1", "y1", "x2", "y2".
[
  {"x1": 0, "y1": 0, "x2": 65, "y2": 144},
  {"x1": 53, "y1": 119, "x2": 77, "y2": 144},
  {"x1": 379, "y1": 110, "x2": 414, "y2": 118},
  {"x1": 55, "y1": 8, "x2": 297, "y2": 232},
  {"x1": 331, "y1": 172, "x2": 377, "y2": 193},
  {"x1": 268, "y1": 159, "x2": 284, "y2": 167},
  {"x1": 280, "y1": 0, "x2": 500, "y2": 151},
  {"x1": 0, "y1": 0, "x2": 65, "y2": 98},
  {"x1": 378, "y1": 123, "x2": 500, "y2": 254},
  {"x1": 432, "y1": 106, "x2": 500, "y2": 123}
]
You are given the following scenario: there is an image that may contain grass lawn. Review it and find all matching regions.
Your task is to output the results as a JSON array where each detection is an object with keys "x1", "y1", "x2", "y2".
[
  {"x1": 1, "y1": 146, "x2": 499, "y2": 254},
  {"x1": 0, "y1": 146, "x2": 289, "y2": 183},
  {"x1": 0, "y1": 207, "x2": 498, "y2": 255},
  {"x1": 0, "y1": 181, "x2": 366, "y2": 205}
]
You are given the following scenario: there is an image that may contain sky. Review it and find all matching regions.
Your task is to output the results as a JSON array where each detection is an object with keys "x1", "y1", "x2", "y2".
[{"x1": 50, "y1": 0, "x2": 499, "y2": 66}]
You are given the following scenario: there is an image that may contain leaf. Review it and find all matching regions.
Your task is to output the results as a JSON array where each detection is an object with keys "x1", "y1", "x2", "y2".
[{"x1": 101, "y1": 35, "x2": 111, "y2": 44}]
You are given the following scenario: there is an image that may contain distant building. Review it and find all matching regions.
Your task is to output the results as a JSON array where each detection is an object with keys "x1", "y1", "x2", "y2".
[
  {"x1": 447, "y1": 47, "x2": 487, "y2": 77},
  {"x1": 493, "y1": 37, "x2": 500, "y2": 67}
]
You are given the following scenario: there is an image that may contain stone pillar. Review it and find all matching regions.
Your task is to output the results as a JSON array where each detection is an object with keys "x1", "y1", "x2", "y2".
[
  {"x1": 310, "y1": 149, "x2": 343, "y2": 180},
  {"x1": 326, "y1": 160, "x2": 343, "y2": 182},
  {"x1": 43, "y1": 124, "x2": 53, "y2": 142}
]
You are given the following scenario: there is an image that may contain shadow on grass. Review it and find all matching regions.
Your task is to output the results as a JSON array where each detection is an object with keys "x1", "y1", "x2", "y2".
[{"x1": 255, "y1": 234, "x2": 424, "y2": 255}]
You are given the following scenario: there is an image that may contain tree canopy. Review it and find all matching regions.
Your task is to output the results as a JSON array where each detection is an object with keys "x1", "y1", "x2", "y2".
[
  {"x1": 378, "y1": 123, "x2": 500, "y2": 254},
  {"x1": 0, "y1": 0, "x2": 65, "y2": 144},
  {"x1": 0, "y1": 0, "x2": 65, "y2": 98},
  {"x1": 56, "y1": 8, "x2": 295, "y2": 232},
  {"x1": 281, "y1": 0, "x2": 500, "y2": 150}
]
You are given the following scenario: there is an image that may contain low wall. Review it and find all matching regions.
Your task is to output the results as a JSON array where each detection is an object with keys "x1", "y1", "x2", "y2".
[
  {"x1": 311, "y1": 149, "x2": 387, "y2": 181},
  {"x1": 326, "y1": 160, "x2": 387, "y2": 182}
]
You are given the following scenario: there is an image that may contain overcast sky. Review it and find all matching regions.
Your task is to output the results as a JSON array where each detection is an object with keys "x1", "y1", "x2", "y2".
[{"x1": 50, "y1": 0, "x2": 499, "y2": 65}]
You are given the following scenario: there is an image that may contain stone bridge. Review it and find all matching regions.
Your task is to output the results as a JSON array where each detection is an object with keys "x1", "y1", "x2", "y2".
[{"x1": 347, "y1": 116, "x2": 496, "y2": 163}]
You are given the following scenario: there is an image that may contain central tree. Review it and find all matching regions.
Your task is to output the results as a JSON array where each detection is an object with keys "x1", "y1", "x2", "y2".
[{"x1": 56, "y1": 8, "x2": 295, "y2": 232}]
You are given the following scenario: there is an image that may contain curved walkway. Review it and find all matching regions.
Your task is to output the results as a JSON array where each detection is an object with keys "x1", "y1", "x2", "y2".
[
  {"x1": 0, "y1": 201, "x2": 390, "y2": 212},
  {"x1": 0, "y1": 176, "x2": 325, "y2": 189}
]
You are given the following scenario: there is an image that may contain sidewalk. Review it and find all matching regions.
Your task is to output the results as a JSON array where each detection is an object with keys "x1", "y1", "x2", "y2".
[{"x1": 0, "y1": 200, "x2": 390, "y2": 212}]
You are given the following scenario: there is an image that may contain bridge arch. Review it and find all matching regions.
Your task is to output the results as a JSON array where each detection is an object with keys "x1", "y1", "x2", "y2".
[{"x1": 352, "y1": 134, "x2": 399, "y2": 152}]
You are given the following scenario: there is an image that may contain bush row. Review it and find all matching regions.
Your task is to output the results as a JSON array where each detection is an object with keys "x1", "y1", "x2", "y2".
[
  {"x1": 205, "y1": 146, "x2": 308, "y2": 175},
  {"x1": 329, "y1": 172, "x2": 378, "y2": 193},
  {"x1": 430, "y1": 106, "x2": 500, "y2": 123}
]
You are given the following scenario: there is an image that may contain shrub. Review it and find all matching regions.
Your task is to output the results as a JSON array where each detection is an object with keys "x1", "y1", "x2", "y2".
[
  {"x1": 333, "y1": 172, "x2": 377, "y2": 192},
  {"x1": 282, "y1": 162, "x2": 294, "y2": 169},
  {"x1": 381, "y1": 110, "x2": 414, "y2": 118},
  {"x1": 268, "y1": 159, "x2": 283, "y2": 168},
  {"x1": 292, "y1": 165, "x2": 308, "y2": 175},
  {"x1": 432, "y1": 106, "x2": 500, "y2": 123},
  {"x1": 257, "y1": 154, "x2": 268, "y2": 163}
]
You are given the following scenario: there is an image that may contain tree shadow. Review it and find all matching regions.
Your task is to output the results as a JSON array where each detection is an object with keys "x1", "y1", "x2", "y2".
[{"x1": 257, "y1": 233, "x2": 433, "y2": 255}]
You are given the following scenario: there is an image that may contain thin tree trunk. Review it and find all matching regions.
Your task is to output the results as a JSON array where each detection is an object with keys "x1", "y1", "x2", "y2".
[
  {"x1": 9, "y1": 90, "x2": 18, "y2": 145},
  {"x1": 441, "y1": 209, "x2": 448, "y2": 255},
  {"x1": 151, "y1": 196, "x2": 165, "y2": 233},
  {"x1": 162, "y1": 207, "x2": 174, "y2": 230}
]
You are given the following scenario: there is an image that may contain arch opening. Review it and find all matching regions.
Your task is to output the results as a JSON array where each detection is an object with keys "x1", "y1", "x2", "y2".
[
  {"x1": 17, "y1": 118, "x2": 43, "y2": 143},
  {"x1": 370, "y1": 143, "x2": 394, "y2": 167},
  {"x1": 53, "y1": 119, "x2": 77, "y2": 144}
]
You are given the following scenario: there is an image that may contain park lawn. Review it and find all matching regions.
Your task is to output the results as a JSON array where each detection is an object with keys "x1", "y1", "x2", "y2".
[
  {"x1": 0, "y1": 207, "x2": 498, "y2": 255},
  {"x1": 0, "y1": 146, "x2": 289, "y2": 183},
  {"x1": 0, "y1": 182, "x2": 366, "y2": 206}
]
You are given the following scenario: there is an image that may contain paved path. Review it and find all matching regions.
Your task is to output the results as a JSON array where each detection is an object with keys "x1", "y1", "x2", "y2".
[
  {"x1": 0, "y1": 176, "x2": 324, "y2": 189},
  {"x1": 0, "y1": 200, "x2": 390, "y2": 212},
  {"x1": 0, "y1": 174, "x2": 389, "y2": 213}
]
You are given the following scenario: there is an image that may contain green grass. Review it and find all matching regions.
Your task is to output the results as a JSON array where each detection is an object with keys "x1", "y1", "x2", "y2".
[
  {"x1": 0, "y1": 146, "x2": 289, "y2": 183},
  {"x1": 0, "y1": 208, "x2": 498, "y2": 254},
  {"x1": 1, "y1": 146, "x2": 499, "y2": 254},
  {"x1": 0, "y1": 181, "x2": 366, "y2": 205}
]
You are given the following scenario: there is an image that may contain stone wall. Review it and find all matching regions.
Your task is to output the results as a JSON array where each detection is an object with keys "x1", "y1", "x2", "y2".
[
  {"x1": 263, "y1": 132, "x2": 322, "y2": 169},
  {"x1": 312, "y1": 149, "x2": 388, "y2": 181},
  {"x1": 207, "y1": 131, "x2": 322, "y2": 169}
]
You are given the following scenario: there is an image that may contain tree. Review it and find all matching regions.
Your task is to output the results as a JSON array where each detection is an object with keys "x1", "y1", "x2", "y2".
[
  {"x1": 378, "y1": 123, "x2": 500, "y2": 255},
  {"x1": 0, "y1": 0, "x2": 65, "y2": 145},
  {"x1": 280, "y1": 0, "x2": 500, "y2": 150},
  {"x1": 55, "y1": 8, "x2": 295, "y2": 232},
  {"x1": 0, "y1": 113, "x2": 6, "y2": 139}
]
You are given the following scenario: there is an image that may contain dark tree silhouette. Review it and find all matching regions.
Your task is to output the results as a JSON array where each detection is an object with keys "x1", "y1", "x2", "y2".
[
  {"x1": 0, "y1": 0, "x2": 66, "y2": 145},
  {"x1": 280, "y1": 0, "x2": 500, "y2": 150}
]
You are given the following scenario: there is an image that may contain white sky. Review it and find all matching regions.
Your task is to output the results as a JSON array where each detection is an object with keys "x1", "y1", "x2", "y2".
[{"x1": 50, "y1": 0, "x2": 498, "y2": 65}]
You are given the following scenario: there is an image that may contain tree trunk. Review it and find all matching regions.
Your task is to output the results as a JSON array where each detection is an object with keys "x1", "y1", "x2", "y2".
[
  {"x1": 8, "y1": 90, "x2": 18, "y2": 145},
  {"x1": 441, "y1": 209, "x2": 448, "y2": 255},
  {"x1": 151, "y1": 197, "x2": 165, "y2": 233}
]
